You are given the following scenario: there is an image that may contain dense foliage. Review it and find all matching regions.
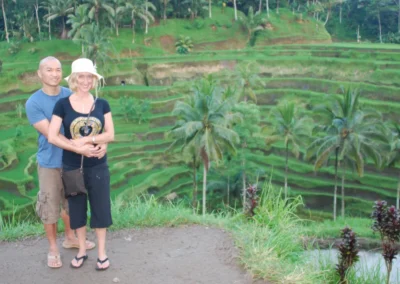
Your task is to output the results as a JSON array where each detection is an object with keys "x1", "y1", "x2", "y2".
[{"x1": 1, "y1": 0, "x2": 400, "y2": 44}]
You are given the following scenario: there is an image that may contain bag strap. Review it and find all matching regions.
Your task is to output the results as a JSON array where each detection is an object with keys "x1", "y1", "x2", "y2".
[{"x1": 79, "y1": 97, "x2": 98, "y2": 170}]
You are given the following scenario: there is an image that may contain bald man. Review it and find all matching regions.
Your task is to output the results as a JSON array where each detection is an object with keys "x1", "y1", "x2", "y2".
[{"x1": 25, "y1": 57, "x2": 100, "y2": 268}]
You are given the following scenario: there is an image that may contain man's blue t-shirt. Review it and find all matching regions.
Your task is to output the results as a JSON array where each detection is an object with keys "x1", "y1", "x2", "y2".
[{"x1": 25, "y1": 87, "x2": 72, "y2": 168}]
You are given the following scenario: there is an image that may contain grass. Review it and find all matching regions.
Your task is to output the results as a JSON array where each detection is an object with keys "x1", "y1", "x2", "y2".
[
  {"x1": 301, "y1": 217, "x2": 378, "y2": 240},
  {"x1": 0, "y1": 184, "x2": 392, "y2": 283}
]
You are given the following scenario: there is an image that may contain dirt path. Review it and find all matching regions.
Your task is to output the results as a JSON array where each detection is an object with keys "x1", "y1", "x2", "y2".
[{"x1": 0, "y1": 225, "x2": 265, "y2": 284}]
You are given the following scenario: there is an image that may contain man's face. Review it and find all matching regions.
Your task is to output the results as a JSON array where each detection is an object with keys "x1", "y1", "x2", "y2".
[{"x1": 38, "y1": 60, "x2": 62, "y2": 87}]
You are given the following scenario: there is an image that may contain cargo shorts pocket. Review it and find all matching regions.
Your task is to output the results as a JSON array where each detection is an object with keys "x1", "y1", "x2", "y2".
[{"x1": 36, "y1": 192, "x2": 48, "y2": 222}]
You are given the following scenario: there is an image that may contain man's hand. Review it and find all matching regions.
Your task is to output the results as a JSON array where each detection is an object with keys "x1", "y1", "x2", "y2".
[
  {"x1": 77, "y1": 144, "x2": 96, "y2": 158},
  {"x1": 93, "y1": 144, "x2": 108, "y2": 159}
]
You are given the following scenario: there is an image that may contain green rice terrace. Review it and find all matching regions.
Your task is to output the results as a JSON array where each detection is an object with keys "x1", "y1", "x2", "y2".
[{"x1": 1, "y1": 6, "x2": 400, "y2": 225}]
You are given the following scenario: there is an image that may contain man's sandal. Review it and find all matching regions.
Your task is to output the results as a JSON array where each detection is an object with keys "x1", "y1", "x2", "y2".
[
  {"x1": 62, "y1": 240, "x2": 96, "y2": 250},
  {"x1": 47, "y1": 254, "x2": 62, "y2": 268},
  {"x1": 70, "y1": 255, "x2": 88, "y2": 269},
  {"x1": 95, "y1": 258, "x2": 110, "y2": 271}
]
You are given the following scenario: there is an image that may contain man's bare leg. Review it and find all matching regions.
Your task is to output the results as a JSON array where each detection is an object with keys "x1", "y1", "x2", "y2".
[
  {"x1": 44, "y1": 223, "x2": 62, "y2": 268},
  {"x1": 61, "y1": 209, "x2": 95, "y2": 250},
  {"x1": 61, "y1": 209, "x2": 75, "y2": 240}
]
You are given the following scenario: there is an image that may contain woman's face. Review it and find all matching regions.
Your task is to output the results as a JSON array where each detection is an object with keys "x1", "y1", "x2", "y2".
[{"x1": 76, "y1": 72, "x2": 94, "y2": 93}]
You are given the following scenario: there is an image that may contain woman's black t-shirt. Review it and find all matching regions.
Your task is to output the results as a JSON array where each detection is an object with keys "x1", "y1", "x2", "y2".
[{"x1": 53, "y1": 97, "x2": 111, "y2": 168}]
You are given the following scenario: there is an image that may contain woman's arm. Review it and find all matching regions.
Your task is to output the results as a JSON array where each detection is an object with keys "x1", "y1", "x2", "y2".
[
  {"x1": 48, "y1": 115, "x2": 95, "y2": 157},
  {"x1": 76, "y1": 112, "x2": 115, "y2": 145}
]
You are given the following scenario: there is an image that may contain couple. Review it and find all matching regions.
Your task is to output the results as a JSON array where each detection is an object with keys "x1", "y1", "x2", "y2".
[{"x1": 25, "y1": 57, "x2": 114, "y2": 270}]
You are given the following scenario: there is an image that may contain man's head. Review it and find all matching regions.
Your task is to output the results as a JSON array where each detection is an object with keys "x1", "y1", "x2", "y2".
[{"x1": 37, "y1": 56, "x2": 62, "y2": 88}]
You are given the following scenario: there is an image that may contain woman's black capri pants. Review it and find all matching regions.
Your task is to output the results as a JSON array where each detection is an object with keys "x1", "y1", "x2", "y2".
[{"x1": 64, "y1": 162, "x2": 113, "y2": 229}]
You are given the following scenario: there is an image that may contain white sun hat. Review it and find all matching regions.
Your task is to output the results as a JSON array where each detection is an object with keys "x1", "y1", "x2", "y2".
[{"x1": 64, "y1": 58, "x2": 104, "y2": 82}]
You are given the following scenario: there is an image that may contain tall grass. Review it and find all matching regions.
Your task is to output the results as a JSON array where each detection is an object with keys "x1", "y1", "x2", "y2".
[{"x1": 231, "y1": 182, "x2": 317, "y2": 283}]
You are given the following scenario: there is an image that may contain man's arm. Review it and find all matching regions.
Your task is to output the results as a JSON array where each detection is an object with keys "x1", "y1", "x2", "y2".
[{"x1": 33, "y1": 119, "x2": 72, "y2": 144}]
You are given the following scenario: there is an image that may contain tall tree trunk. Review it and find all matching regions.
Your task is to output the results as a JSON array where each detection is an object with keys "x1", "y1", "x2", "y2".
[
  {"x1": 259, "y1": 0, "x2": 262, "y2": 12},
  {"x1": 1, "y1": 0, "x2": 9, "y2": 43},
  {"x1": 333, "y1": 148, "x2": 339, "y2": 221},
  {"x1": 339, "y1": 2, "x2": 342, "y2": 24},
  {"x1": 242, "y1": 167, "x2": 246, "y2": 210},
  {"x1": 341, "y1": 160, "x2": 346, "y2": 218},
  {"x1": 242, "y1": 145, "x2": 247, "y2": 210},
  {"x1": 192, "y1": 158, "x2": 198, "y2": 210},
  {"x1": 398, "y1": 0, "x2": 400, "y2": 33},
  {"x1": 284, "y1": 142, "x2": 289, "y2": 199},
  {"x1": 323, "y1": 8, "x2": 330, "y2": 26},
  {"x1": 145, "y1": 1, "x2": 149, "y2": 34},
  {"x1": 116, "y1": 21, "x2": 119, "y2": 36},
  {"x1": 227, "y1": 175, "x2": 230, "y2": 205},
  {"x1": 276, "y1": 0, "x2": 279, "y2": 14},
  {"x1": 95, "y1": 7, "x2": 99, "y2": 25},
  {"x1": 266, "y1": 0, "x2": 269, "y2": 17},
  {"x1": 209, "y1": 0, "x2": 212, "y2": 18},
  {"x1": 164, "y1": 0, "x2": 167, "y2": 23},
  {"x1": 378, "y1": 12, "x2": 382, "y2": 43},
  {"x1": 49, "y1": 18, "x2": 51, "y2": 40},
  {"x1": 61, "y1": 17, "x2": 67, "y2": 39},
  {"x1": 397, "y1": 171, "x2": 400, "y2": 209},
  {"x1": 233, "y1": 0, "x2": 237, "y2": 20},
  {"x1": 202, "y1": 162, "x2": 207, "y2": 216},
  {"x1": 48, "y1": 5, "x2": 52, "y2": 40},
  {"x1": 131, "y1": 15, "x2": 136, "y2": 43},
  {"x1": 34, "y1": 2, "x2": 41, "y2": 39}
]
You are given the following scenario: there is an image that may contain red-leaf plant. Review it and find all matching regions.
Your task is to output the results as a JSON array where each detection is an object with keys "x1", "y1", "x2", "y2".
[
  {"x1": 336, "y1": 226, "x2": 359, "y2": 283},
  {"x1": 371, "y1": 200, "x2": 400, "y2": 284}
]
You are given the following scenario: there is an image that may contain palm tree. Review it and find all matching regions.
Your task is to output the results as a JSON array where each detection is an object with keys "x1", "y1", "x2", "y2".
[
  {"x1": 33, "y1": 0, "x2": 41, "y2": 39},
  {"x1": 233, "y1": 0, "x2": 237, "y2": 20},
  {"x1": 161, "y1": 0, "x2": 170, "y2": 22},
  {"x1": 266, "y1": 101, "x2": 313, "y2": 199},
  {"x1": 208, "y1": 0, "x2": 211, "y2": 18},
  {"x1": 234, "y1": 61, "x2": 265, "y2": 103},
  {"x1": 45, "y1": 0, "x2": 74, "y2": 39},
  {"x1": 109, "y1": 0, "x2": 125, "y2": 36},
  {"x1": 1, "y1": 0, "x2": 16, "y2": 43},
  {"x1": 84, "y1": 0, "x2": 115, "y2": 26},
  {"x1": 67, "y1": 4, "x2": 90, "y2": 52},
  {"x1": 308, "y1": 89, "x2": 386, "y2": 219},
  {"x1": 307, "y1": 123, "x2": 341, "y2": 221},
  {"x1": 79, "y1": 22, "x2": 115, "y2": 66},
  {"x1": 125, "y1": 0, "x2": 155, "y2": 43},
  {"x1": 168, "y1": 76, "x2": 240, "y2": 216},
  {"x1": 233, "y1": 101, "x2": 261, "y2": 208},
  {"x1": 144, "y1": 0, "x2": 156, "y2": 34},
  {"x1": 239, "y1": 6, "x2": 266, "y2": 45},
  {"x1": 182, "y1": 0, "x2": 207, "y2": 19}
]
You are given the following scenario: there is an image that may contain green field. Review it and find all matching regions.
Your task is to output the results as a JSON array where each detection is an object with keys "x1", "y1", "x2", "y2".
[{"x1": 0, "y1": 7, "x2": 399, "y2": 222}]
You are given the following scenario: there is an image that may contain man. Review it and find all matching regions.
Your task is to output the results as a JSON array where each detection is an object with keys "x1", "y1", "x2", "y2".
[{"x1": 25, "y1": 56, "x2": 106, "y2": 268}]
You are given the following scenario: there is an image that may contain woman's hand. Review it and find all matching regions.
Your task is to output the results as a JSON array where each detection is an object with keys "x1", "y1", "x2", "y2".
[{"x1": 70, "y1": 136, "x2": 90, "y2": 148}]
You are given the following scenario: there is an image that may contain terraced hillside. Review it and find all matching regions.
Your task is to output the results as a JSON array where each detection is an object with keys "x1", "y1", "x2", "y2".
[{"x1": 0, "y1": 14, "x2": 399, "y2": 219}]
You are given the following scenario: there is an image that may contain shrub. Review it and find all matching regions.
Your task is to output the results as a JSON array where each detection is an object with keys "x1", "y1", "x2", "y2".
[
  {"x1": 175, "y1": 35, "x2": 194, "y2": 55},
  {"x1": 8, "y1": 41, "x2": 21, "y2": 55},
  {"x1": 336, "y1": 227, "x2": 359, "y2": 283},
  {"x1": 193, "y1": 19, "x2": 205, "y2": 29}
]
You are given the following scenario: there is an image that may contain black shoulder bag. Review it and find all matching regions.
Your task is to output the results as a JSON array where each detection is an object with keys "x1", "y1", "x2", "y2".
[{"x1": 62, "y1": 98, "x2": 97, "y2": 198}]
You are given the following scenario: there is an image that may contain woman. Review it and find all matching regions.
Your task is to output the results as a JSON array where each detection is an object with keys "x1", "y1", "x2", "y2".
[{"x1": 48, "y1": 58, "x2": 114, "y2": 270}]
